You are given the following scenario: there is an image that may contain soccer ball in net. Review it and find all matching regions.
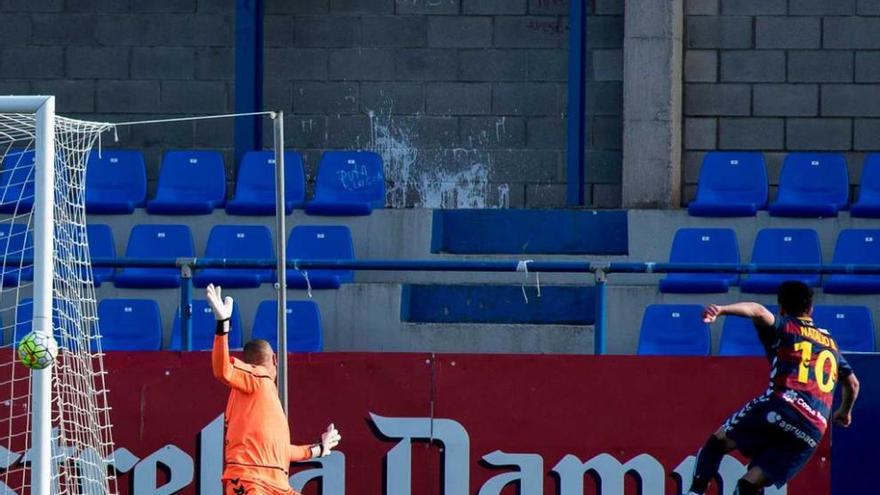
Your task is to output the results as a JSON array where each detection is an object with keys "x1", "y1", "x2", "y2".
[{"x1": 17, "y1": 331, "x2": 59, "y2": 370}]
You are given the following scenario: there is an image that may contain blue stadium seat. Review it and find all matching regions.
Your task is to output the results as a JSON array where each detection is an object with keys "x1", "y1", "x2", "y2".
[
  {"x1": 286, "y1": 225, "x2": 354, "y2": 289},
  {"x1": 225, "y1": 151, "x2": 306, "y2": 215},
  {"x1": 169, "y1": 299, "x2": 243, "y2": 351},
  {"x1": 719, "y1": 305, "x2": 779, "y2": 357},
  {"x1": 851, "y1": 153, "x2": 880, "y2": 218},
  {"x1": 114, "y1": 224, "x2": 195, "y2": 288},
  {"x1": 305, "y1": 151, "x2": 385, "y2": 216},
  {"x1": 812, "y1": 306, "x2": 876, "y2": 353},
  {"x1": 768, "y1": 152, "x2": 849, "y2": 217},
  {"x1": 0, "y1": 149, "x2": 35, "y2": 214},
  {"x1": 688, "y1": 152, "x2": 768, "y2": 217},
  {"x1": 194, "y1": 225, "x2": 275, "y2": 288},
  {"x1": 85, "y1": 150, "x2": 147, "y2": 214},
  {"x1": 637, "y1": 305, "x2": 710, "y2": 356},
  {"x1": 659, "y1": 228, "x2": 739, "y2": 293},
  {"x1": 823, "y1": 230, "x2": 880, "y2": 294},
  {"x1": 251, "y1": 300, "x2": 323, "y2": 352},
  {"x1": 87, "y1": 224, "x2": 116, "y2": 286},
  {"x1": 0, "y1": 224, "x2": 32, "y2": 286},
  {"x1": 96, "y1": 299, "x2": 163, "y2": 351},
  {"x1": 740, "y1": 229, "x2": 822, "y2": 294},
  {"x1": 146, "y1": 151, "x2": 226, "y2": 214}
]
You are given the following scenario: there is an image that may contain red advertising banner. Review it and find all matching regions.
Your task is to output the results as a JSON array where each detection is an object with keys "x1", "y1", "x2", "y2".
[{"x1": 6, "y1": 352, "x2": 831, "y2": 494}]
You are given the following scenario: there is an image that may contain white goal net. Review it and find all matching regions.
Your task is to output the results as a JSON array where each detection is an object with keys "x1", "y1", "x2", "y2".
[{"x1": 0, "y1": 98, "x2": 116, "y2": 495}]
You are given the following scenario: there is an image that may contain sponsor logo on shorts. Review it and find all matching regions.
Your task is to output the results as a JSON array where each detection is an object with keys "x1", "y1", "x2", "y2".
[
  {"x1": 780, "y1": 390, "x2": 827, "y2": 428},
  {"x1": 766, "y1": 411, "x2": 818, "y2": 448}
]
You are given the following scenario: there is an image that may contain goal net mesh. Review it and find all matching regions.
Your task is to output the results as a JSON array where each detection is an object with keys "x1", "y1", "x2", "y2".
[{"x1": 0, "y1": 112, "x2": 116, "y2": 495}]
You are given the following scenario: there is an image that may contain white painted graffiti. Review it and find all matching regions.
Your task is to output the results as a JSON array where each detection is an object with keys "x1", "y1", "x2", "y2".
[
  {"x1": 335, "y1": 163, "x2": 381, "y2": 192},
  {"x1": 368, "y1": 108, "x2": 510, "y2": 209}
]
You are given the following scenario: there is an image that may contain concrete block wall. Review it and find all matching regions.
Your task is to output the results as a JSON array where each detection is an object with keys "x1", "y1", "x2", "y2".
[
  {"x1": 683, "y1": 0, "x2": 880, "y2": 204},
  {"x1": 0, "y1": 0, "x2": 623, "y2": 208},
  {"x1": 262, "y1": 0, "x2": 624, "y2": 208},
  {"x1": 0, "y1": 0, "x2": 234, "y2": 194},
  {"x1": 0, "y1": 1, "x2": 235, "y2": 196}
]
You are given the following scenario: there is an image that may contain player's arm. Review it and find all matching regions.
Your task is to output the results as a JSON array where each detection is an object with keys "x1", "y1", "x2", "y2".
[
  {"x1": 207, "y1": 284, "x2": 256, "y2": 393},
  {"x1": 289, "y1": 444, "x2": 314, "y2": 462},
  {"x1": 702, "y1": 302, "x2": 775, "y2": 327},
  {"x1": 290, "y1": 424, "x2": 342, "y2": 462},
  {"x1": 833, "y1": 372, "x2": 860, "y2": 427}
]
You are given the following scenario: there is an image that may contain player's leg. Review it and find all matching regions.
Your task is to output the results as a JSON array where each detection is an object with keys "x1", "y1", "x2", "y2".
[
  {"x1": 223, "y1": 478, "x2": 280, "y2": 495},
  {"x1": 224, "y1": 478, "x2": 250, "y2": 495},
  {"x1": 226, "y1": 478, "x2": 299, "y2": 495},
  {"x1": 746, "y1": 431, "x2": 818, "y2": 493},
  {"x1": 687, "y1": 429, "x2": 737, "y2": 494},
  {"x1": 688, "y1": 396, "x2": 771, "y2": 494},
  {"x1": 734, "y1": 467, "x2": 769, "y2": 494},
  {"x1": 745, "y1": 396, "x2": 822, "y2": 491}
]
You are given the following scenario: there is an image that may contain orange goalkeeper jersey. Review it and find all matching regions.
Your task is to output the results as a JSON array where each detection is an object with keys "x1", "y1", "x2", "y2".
[{"x1": 212, "y1": 335, "x2": 313, "y2": 494}]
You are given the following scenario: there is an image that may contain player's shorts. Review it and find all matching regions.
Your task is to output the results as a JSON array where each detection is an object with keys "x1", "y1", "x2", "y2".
[
  {"x1": 721, "y1": 394, "x2": 823, "y2": 488},
  {"x1": 224, "y1": 478, "x2": 298, "y2": 495}
]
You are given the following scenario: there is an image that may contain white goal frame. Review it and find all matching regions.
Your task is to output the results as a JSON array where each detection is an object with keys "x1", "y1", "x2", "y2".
[{"x1": 0, "y1": 95, "x2": 56, "y2": 495}]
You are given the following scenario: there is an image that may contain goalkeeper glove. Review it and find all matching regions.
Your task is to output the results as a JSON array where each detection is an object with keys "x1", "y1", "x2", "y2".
[
  {"x1": 206, "y1": 284, "x2": 233, "y2": 334},
  {"x1": 315, "y1": 424, "x2": 341, "y2": 457}
]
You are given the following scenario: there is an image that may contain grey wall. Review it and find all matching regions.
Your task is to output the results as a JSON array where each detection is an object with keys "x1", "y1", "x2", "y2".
[
  {"x1": 683, "y1": 0, "x2": 880, "y2": 204},
  {"x1": 262, "y1": 0, "x2": 624, "y2": 208},
  {"x1": 0, "y1": 0, "x2": 231, "y2": 195},
  {"x1": 0, "y1": 0, "x2": 624, "y2": 208}
]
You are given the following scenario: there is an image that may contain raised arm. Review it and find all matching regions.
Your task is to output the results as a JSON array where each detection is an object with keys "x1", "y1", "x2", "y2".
[
  {"x1": 208, "y1": 284, "x2": 256, "y2": 393},
  {"x1": 702, "y1": 302, "x2": 775, "y2": 328}
]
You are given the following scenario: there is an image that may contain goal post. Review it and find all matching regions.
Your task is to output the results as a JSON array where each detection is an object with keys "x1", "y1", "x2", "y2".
[
  {"x1": 0, "y1": 95, "x2": 57, "y2": 495},
  {"x1": 0, "y1": 95, "x2": 116, "y2": 495},
  {"x1": 29, "y1": 95, "x2": 54, "y2": 495}
]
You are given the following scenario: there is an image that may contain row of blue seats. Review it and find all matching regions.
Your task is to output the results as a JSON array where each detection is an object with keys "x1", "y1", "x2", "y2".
[
  {"x1": 0, "y1": 223, "x2": 355, "y2": 289},
  {"x1": 0, "y1": 149, "x2": 386, "y2": 216},
  {"x1": 689, "y1": 151, "x2": 880, "y2": 217},
  {"x1": 661, "y1": 228, "x2": 880, "y2": 294},
  {"x1": 638, "y1": 304, "x2": 876, "y2": 356},
  {"x1": 9, "y1": 298, "x2": 323, "y2": 352}
]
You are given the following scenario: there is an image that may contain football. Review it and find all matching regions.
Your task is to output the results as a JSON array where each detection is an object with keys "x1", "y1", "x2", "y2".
[{"x1": 17, "y1": 332, "x2": 59, "y2": 370}]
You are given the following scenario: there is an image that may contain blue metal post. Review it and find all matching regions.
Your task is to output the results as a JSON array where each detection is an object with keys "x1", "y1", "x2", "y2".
[
  {"x1": 179, "y1": 263, "x2": 194, "y2": 351},
  {"x1": 234, "y1": 0, "x2": 264, "y2": 165},
  {"x1": 594, "y1": 269, "x2": 607, "y2": 355},
  {"x1": 566, "y1": 0, "x2": 587, "y2": 206}
]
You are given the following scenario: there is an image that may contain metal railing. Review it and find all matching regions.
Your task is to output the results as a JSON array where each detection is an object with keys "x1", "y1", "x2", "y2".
[{"x1": 88, "y1": 257, "x2": 880, "y2": 354}]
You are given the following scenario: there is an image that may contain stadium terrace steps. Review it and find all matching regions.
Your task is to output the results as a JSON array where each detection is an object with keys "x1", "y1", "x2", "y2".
[
  {"x1": 87, "y1": 209, "x2": 627, "y2": 285},
  {"x1": 72, "y1": 283, "x2": 595, "y2": 354},
  {"x1": 0, "y1": 208, "x2": 872, "y2": 354}
]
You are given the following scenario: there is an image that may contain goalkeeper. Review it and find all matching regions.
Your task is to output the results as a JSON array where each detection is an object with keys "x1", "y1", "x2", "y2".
[{"x1": 208, "y1": 284, "x2": 341, "y2": 495}]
